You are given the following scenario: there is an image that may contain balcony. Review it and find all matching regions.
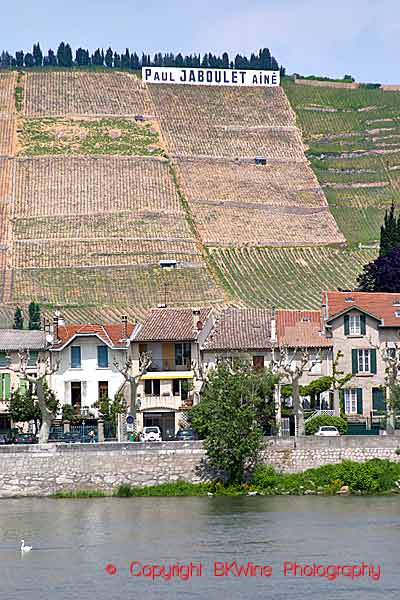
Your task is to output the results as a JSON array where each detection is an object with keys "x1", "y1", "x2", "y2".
[
  {"x1": 147, "y1": 360, "x2": 192, "y2": 372},
  {"x1": 138, "y1": 395, "x2": 193, "y2": 411}
]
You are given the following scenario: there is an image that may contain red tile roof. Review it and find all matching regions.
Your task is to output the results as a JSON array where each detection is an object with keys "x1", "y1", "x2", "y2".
[
  {"x1": 325, "y1": 291, "x2": 400, "y2": 327},
  {"x1": 51, "y1": 323, "x2": 135, "y2": 350},
  {"x1": 203, "y1": 308, "x2": 273, "y2": 350},
  {"x1": 277, "y1": 310, "x2": 332, "y2": 347},
  {"x1": 135, "y1": 308, "x2": 212, "y2": 342}
]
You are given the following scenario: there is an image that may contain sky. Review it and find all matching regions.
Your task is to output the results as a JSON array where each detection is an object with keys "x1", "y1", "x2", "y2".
[{"x1": 2, "y1": 0, "x2": 399, "y2": 83}]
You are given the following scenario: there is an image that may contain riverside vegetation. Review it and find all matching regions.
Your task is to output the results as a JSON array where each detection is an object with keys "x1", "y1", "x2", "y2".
[{"x1": 53, "y1": 459, "x2": 400, "y2": 498}]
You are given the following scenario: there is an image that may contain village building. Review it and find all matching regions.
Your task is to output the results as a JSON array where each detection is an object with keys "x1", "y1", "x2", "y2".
[
  {"x1": 323, "y1": 291, "x2": 400, "y2": 420},
  {"x1": 0, "y1": 329, "x2": 48, "y2": 430},
  {"x1": 131, "y1": 307, "x2": 215, "y2": 439},
  {"x1": 49, "y1": 318, "x2": 137, "y2": 418}
]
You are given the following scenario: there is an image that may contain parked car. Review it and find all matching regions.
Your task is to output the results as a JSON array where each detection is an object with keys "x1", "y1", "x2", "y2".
[
  {"x1": 175, "y1": 428, "x2": 198, "y2": 441},
  {"x1": 140, "y1": 426, "x2": 162, "y2": 442},
  {"x1": 0, "y1": 433, "x2": 11, "y2": 445},
  {"x1": 314, "y1": 426, "x2": 340, "y2": 437},
  {"x1": 14, "y1": 433, "x2": 37, "y2": 444}
]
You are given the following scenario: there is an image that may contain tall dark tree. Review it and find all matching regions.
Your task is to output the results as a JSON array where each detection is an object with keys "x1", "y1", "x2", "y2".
[
  {"x1": 76, "y1": 47, "x2": 90, "y2": 66},
  {"x1": 45, "y1": 48, "x2": 57, "y2": 66},
  {"x1": 130, "y1": 52, "x2": 140, "y2": 70},
  {"x1": 357, "y1": 246, "x2": 400, "y2": 292},
  {"x1": 32, "y1": 43, "x2": 43, "y2": 67},
  {"x1": 92, "y1": 48, "x2": 104, "y2": 66},
  {"x1": 56, "y1": 42, "x2": 66, "y2": 66},
  {"x1": 105, "y1": 47, "x2": 113, "y2": 68},
  {"x1": 13, "y1": 307, "x2": 24, "y2": 330},
  {"x1": 28, "y1": 302, "x2": 41, "y2": 330},
  {"x1": 0, "y1": 51, "x2": 12, "y2": 68},
  {"x1": 380, "y1": 201, "x2": 399, "y2": 256},
  {"x1": 24, "y1": 53, "x2": 34, "y2": 68},
  {"x1": 64, "y1": 43, "x2": 73, "y2": 67},
  {"x1": 15, "y1": 50, "x2": 24, "y2": 67},
  {"x1": 222, "y1": 52, "x2": 229, "y2": 68},
  {"x1": 121, "y1": 48, "x2": 130, "y2": 69},
  {"x1": 113, "y1": 52, "x2": 121, "y2": 69}
]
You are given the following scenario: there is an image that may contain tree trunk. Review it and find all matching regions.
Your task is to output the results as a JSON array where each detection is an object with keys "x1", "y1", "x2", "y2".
[
  {"x1": 333, "y1": 389, "x2": 340, "y2": 416},
  {"x1": 274, "y1": 383, "x2": 282, "y2": 437},
  {"x1": 36, "y1": 382, "x2": 53, "y2": 444},
  {"x1": 386, "y1": 388, "x2": 396, "y2": 434},
  {"x1": 292, "y1": 378, "x2": 305, "y2": 436}
]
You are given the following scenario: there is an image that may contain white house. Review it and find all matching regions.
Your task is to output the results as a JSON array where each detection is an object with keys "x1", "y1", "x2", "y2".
[{"x1": 49, "y1": 319, "x2": 138, "y2": 417}]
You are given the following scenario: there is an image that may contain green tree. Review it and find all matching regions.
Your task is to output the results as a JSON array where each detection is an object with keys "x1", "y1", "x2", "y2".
[
  {"x1": 9, "y1": 387, "x2": 39, "y2": 430},
  {"x1": 105, "y1": 47, "x2": 113, "y2": 68},
  {"x1": 15, "y1": 50, "x2": 24, "y2": 67},
  {"x1": 94, "y1": 394, "x2": 125, "y2": 437},
  {"x1": 24, "y1": 53, "x2": 34, "y2": 68},
  {"x1": 187, "y1": 362, "x2": 274, "y2": 483},
  {"x1": 28, "y1": 301, "x2": 41, "y2": 330},
  {"x1": 380, "y1": 201, "x2": 398, "y2": 256},
  {"x1": 13, "y1": 306, "x2": 24, "y2": 330},
  {"x1": 357, "y1": 246, "x2": 400, "y2": 292},
  {"x1": 32, "y1": 43, "x2": 43, "y2": 67}
]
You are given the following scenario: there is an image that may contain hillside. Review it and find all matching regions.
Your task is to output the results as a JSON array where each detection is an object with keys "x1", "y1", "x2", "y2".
[{"x1": 1, "y1": 70, "x2": 399, "y2": 323}]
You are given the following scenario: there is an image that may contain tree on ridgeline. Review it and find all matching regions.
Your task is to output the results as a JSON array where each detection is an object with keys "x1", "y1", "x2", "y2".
[
  {"x1": 57, "y1": 42, "x2": 73, "y2": 67},
  {"x1": 32, "y1": 43, "x2": 43, "y2": 67},
  {"x1": 44, "y1": 48, "x2": 57, "y2": 67},
  {"x1": 24, "y1": 53, "x2": 34, "y2": 68},
  {"x1": 113, "y1": 52, "x2": 121, "y2": 69},
  {"x1": 130, "y1": 52, "x2": 140, "y2": 70},
  {"x1": 15, "y1": 50, "x2": 24, "y2": 67},
  {"x1": 75, "y1": 47, "x2": 90, "y2": 66},
  {"x1": 105, "y1": 47, "x2": 113, "y2": 68},
  {"x1": 28, "y1": 301, "x2": 41, "y2": 330},
  {"x1": 13, "y1": 307, "x2": 24, "y2": 330},
  {"x1": 121, "y1": 48, "x2": 130, "y2": 69}
]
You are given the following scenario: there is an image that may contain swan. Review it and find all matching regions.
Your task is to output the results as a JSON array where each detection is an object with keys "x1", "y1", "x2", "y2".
[{"x1": 20, "y1": 539, "x2": 32, "y2": 553}]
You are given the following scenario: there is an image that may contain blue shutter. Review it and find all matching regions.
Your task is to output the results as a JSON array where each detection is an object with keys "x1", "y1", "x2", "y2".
[
  {"x1": 372, "y1": 388, "x2": 385, "y2": 412},
  {"x1": 351, "y1": 349, "x2": 358, "y2": 374},
  {"x1": 356, "y1": 388, "x2": 363, "y2": 415},
  {"x1": 71, "y1": 346, "x2": 81, "y2": 368},
  {"x1": 97, "y1": 346, "x2": 108, "y2": 368},
  {"x1": 344, "y1": 315, "x2": 350, "y2": 335},
  {"x1": 4, "y1": 374, "x2": 10, "y2": 400},
  {"x1": 360, "y1": 314, "x2": 366, "y2": 335}
]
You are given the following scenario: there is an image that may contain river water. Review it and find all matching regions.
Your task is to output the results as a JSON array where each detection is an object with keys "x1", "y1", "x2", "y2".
[{"x1": 0, "y1": 495, "x2": 398, "y2": 599}]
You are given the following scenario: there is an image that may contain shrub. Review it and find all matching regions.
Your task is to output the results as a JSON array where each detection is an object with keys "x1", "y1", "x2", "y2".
[{"x1": 305, "y1": 415, "x2": 348, "y2": 435}]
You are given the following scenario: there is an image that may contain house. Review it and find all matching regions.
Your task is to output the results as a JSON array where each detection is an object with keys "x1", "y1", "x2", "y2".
[
  {"x1": 323, "y1": 291, "x2": 400, "y2": 420},
  {"x1": 49, "y1": 318, "x2": 137, "y2": 417},
  {"x1": 0, "y1": 329, "x2": 48, "y2": 430},
  {"x1": 131, "y1": 307, "x2": 215, "y2": 439}
]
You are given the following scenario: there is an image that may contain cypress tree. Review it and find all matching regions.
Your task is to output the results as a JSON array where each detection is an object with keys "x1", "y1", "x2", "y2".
[
  {"x1": 57, "y1": 42, "x2": 66, "y2": 66},
  {"x1": 105, "y1": 47, "x2": 113, "y2": 68},
  {"x1": 380, "y1": 201, "x2": 398, "y2": 256},
  {"x1": 15, "y1": 50, "x2": 24, "y2": 67},
  {"x1": 64, "y1": 44, "x2": 73, "y2": 67},
  {"x1": 28, "y1": 302, "x2": 41, "y2": 330},
  {"x1": 46, "y1": 49, "x2": 58, "y2": 66},
  {"x1": 24, "y1": 53, "x2": 34, "y2": 68},
  {"x1": 32, "y1": 43, "x2": 43, "y2": 67},
  {"x1": 13, "y1": 307, "x2": 24, "y2": 330}
]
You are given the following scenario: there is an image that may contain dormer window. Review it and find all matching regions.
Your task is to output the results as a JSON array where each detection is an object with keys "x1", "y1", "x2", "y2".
[
  {"x1": 345, "y1": 297, "x2": 354, "y2": 302},
  {"x1": 344, "y1": 313, "x2": 366, "y2": 336},
  {"x1": 393, "y1": 300, "x2": 400, "y2": 307},
  {"x1": 395, "y1": 311, "x2": 400, "y2": 318}
]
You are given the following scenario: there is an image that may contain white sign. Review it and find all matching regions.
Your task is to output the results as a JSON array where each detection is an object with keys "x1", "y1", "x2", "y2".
[{"x1": 142, "y1": 67, "x2": 280, "y2": 87}]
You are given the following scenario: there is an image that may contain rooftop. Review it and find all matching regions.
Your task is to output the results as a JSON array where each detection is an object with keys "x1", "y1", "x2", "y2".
[
  {"x1": 325, "y1": 291, "x2": 400, "y2": 327},
  {"x1": 277, "y1": 310, "x2": 332, "y2": 347},
  {"x1": 203, "y1": 308, "x2": 273, "y2": 350},
  {"x1": 51, "y1": 323, "x2": 135, "y2": 350},
  {"x1": 0, "y1": 329, "x2": 47, "y2": 351},
  {"x1": 134, "y1": 308, "x2": 212, "y2": 342}
]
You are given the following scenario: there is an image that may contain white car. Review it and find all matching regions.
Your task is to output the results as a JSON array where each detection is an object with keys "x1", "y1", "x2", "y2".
[
  {"x1": 314, "y1": 426, "x2": 340, "y2": 437},
  {"x1": 140, "y1": 426, "x2": 162, "y2": 442}
]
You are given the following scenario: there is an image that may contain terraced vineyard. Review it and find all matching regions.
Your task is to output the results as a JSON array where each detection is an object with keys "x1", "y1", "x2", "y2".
[
  {"x1": 284, "y1": 80, "x2": 400, "y2": 244},
  {"x1": 210, "y1": 246, "x2": 377, "y2": 309}
]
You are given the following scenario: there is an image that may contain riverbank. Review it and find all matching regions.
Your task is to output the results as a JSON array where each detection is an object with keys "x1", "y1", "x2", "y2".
[
  {"x1": 52, "y1": 459, "x2": 400, "y2": 498},
  {"x1": 1, "y1": 438, "x2": 400, "y2": 497}
]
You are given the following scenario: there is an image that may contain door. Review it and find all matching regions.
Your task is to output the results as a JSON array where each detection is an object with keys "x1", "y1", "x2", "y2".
[
  {"x1": 71, "y1": 382, "x2": 82, "y2": 414},
  {"x1": 143, "y1": 411, "x2": 176, "y2": 440}
]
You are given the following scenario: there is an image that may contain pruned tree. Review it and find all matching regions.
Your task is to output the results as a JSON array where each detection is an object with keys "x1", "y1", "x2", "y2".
[
  {"x1": 9, "y1": 351, "x2": 59, "y2": 443},
  {"x1": 381, "y1": 343, "x2": 400, "y2": 433},
  {"x1": 113, "y1": 351, "x2": 152, "y2": 429},
  {"x1": 330, "y1": 350, "x2": 353, "y2": 416},
  {"x1": 271, "y1": 346, "x2": 309, "y2": 436}
]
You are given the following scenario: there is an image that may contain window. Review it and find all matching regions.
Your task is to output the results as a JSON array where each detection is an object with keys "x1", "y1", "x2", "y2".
[
  {"x1": 344, "y1": 388, "x2": 363, "y2": 415},
  {"x1": 253, "y1": 356, "x2": 264, "y2": 369},
  {"x1": 349, "y1": 315, "x2": 361, "y2": 335},
  {"x1": 172, "y1": 379, "x2": 189, "y2": 401},
  {"x1": 0, "y1": 352, "x2": 8, "y2": 368},
  {"x1": 144, "y1": 379, "x2": 160, "y2": 396},
  {"x1": 98, "y1": 381, "x2": 109, "y2": 400},
  {"x1": 97, "y1": 345, "x2": 108, "y2": 368},
  {"x1": 175, "y1": 343, "x2": 191, "y2": 367},
  {"x1": 358, "y1": 349, "x2": 370, "y2": 373},
  {"x1": 310, "y1": 354, "x2": 322, "y2": 374},
  {"x1": 351, "y1": 348, "x2": 377, "y2": 374},
  {"x1": 70, "y1": 346, "x2": 81, "y2": 368},
  {"x1": 27, "y1": 351, "x2": 39, "y2": 367}
]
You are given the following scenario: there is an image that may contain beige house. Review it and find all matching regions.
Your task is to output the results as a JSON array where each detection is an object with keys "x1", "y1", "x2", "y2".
[
  {"x1": 0, "y1": 330, "x2": 48, "y2": 430},
  {"x1": 131, "y1": 308, "x2": 215, "y2": 439},
  {"x1": 323, "y1": 291, "x2": 400, "y2": 419}
]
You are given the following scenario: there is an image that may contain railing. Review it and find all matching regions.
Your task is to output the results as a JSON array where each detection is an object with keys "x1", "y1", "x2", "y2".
[
  {"x1": 304, "y1": 409, "x2": 334, "y2": 423},
  {"x1": 138, "y1": 395, "x2": 187, "y2": 411}
]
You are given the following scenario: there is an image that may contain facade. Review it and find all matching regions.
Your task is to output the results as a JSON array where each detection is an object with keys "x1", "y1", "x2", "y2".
[
  {"x1": 49, "y1": 320, "x2": 137, "y2": 417},
  {"x1": 0, "y1": 329, "x2": 48, "y2": 430},
  {"x1": 323, "y1": 291, "x2": 400, "y2": 419},
  {"x1": 131, "y1": 308, "x2": 215, "y2": 439}
]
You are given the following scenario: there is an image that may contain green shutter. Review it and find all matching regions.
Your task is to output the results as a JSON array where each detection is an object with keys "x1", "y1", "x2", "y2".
[
  {"x1": 19, "y1": 378, "x2": 28, "y2": 392},
  {"x1": 370, "y1": 348, "x2": 377, "y2": 374},
  {"x1": 356, "y1": 388, "x2": 363, "y2": 414},
  {"x1": 344, "y1": 314, "x2": 350, "y2": 335},
  {"x1": 0, "y1": 352, "x2": 7, "y2": 367},
  {"x1": 352, "y1": 349, "x2": 358, "y2": 374},
  {"x1": 4, "y1": 373, "x2": 11, "y2": 400},
  {"x1": 360, "y1": 314, "x2": 366, "y2": 335},
  {"x1": 0, "y1": 375, "x2": 3, "y2": 400},
  {"x1": 372, "y1": 388, "x2": 385, "y2": 412},
  {"x1": 27, "y1": 351, "x2": 38, "y2": 367}
]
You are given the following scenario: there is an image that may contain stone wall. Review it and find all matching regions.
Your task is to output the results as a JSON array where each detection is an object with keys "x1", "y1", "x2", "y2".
[{"x1": 0, "y1": 437, "x2": 399, "y2": 498}]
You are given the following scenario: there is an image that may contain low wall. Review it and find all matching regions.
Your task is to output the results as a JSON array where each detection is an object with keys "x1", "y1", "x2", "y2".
[{"x1": 0, "y1": 437, "x2": 399, "y2": 498}]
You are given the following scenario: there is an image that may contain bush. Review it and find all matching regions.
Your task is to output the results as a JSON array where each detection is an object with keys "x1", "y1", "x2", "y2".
[{"x1": 305, "y1": 415, "x2": 348, "y2": 435}]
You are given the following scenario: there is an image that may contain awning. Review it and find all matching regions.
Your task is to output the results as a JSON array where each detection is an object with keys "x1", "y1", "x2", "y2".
[{"x1": 141, "y1": 371, "x2": 194, "y2": 380}]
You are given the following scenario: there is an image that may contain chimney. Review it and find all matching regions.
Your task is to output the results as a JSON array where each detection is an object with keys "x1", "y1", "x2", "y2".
[
  {"x1": 121, "y1": 315, "x2": 128, "y2": 339},
  {"x1": 53, "y1": 313, "x2": 59, "y2": 342},
  {"x1": 192, "y1": 309, "x2": 201, "y2": 333},
  {"x1": 270, "y1": 307, "x2": 277, "y2": 343}
]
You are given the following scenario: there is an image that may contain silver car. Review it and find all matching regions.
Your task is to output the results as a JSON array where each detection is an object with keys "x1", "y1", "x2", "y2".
[{"x1": 314, "y1": 426, "x2": 340, "y2": 437}]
